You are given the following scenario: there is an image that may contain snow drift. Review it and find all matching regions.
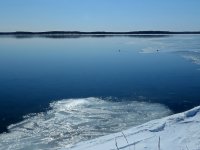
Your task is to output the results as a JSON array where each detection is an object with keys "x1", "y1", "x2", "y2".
[{"x1": 67, "y1": 106, "x2": 200, "y2": 150}]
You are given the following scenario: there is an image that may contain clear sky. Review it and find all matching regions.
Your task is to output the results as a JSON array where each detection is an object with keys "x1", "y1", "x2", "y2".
[{"x1": 0, "y1": 0, "x2": 200, "y2": 32}]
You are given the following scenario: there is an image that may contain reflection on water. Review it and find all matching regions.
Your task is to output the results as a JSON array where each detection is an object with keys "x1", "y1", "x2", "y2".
[
  {"x1": 0, "y1": 34, "x2": 171, "y2": 39},
  {"x1": 0, "y1": 34, "x2": 200, "y2": 135}
]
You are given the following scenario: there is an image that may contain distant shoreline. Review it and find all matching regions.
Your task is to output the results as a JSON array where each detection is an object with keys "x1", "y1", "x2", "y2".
[
  {"x1": 1, "y1": 31, "x2": 199, "y2": 39},
  {"x1": 0, "y1": 31, "x2": 200, "y2": 35}
]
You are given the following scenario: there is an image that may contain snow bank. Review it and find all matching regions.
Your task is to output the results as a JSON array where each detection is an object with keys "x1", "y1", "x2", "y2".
[{"x1": 66, "y1": 106, "x2": 200, "y2": 150}]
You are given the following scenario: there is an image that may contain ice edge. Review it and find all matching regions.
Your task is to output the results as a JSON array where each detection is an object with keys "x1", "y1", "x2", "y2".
[{"x1": 66, "y1": 106, "x2": 200, "y2": 150}]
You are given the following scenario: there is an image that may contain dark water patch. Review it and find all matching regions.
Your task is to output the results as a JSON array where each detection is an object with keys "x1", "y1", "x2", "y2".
[{"x1": 0, "y1": 35, "x2": 200, "y2": 134}]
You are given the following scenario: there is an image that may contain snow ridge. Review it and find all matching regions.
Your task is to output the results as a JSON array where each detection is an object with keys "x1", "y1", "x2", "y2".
[{"x1": 67, "y1": 106, "x2": 200, "y2": 150}]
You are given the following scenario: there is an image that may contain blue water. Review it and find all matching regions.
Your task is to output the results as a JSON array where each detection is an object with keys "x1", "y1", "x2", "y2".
[{"x1": 0, "y1": 34, "x2": 200, "y2": 136}]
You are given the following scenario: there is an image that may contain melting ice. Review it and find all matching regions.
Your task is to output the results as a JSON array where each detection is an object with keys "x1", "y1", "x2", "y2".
[{"x1": 0, "y1": 97, "x2": 172, "y2": 150}]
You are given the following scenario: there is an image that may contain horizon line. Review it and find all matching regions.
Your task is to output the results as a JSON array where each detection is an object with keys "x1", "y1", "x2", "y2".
[{"x1": 0, "y1": 30, "x2": 200, "y2": 35}]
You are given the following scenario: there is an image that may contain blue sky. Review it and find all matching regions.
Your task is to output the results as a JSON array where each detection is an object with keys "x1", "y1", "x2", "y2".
[{"x1": 0, "y1": 0, "x2": 200, "y2": 32}]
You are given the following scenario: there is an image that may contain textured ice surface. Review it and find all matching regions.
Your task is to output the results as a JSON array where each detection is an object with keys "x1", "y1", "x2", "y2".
[
  {"x1": 0, "y1": 97, "x2": 171, "y2": 150},
  {"x1": 175, "y1": 51, "x2": 200, "y2": 65}
]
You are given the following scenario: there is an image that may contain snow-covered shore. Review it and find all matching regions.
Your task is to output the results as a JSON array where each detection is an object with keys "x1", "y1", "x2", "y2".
[
  {"x1": 65, "y1": 106, "x2": 200, "y2": 150},
  {"x1": 0, "y1": 98, "x2": 172, "y2": 150}
]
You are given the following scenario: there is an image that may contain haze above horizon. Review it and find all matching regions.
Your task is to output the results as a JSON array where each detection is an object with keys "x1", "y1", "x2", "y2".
[{"x1": 0, "y1": 0, "x2": 200, "y2": 32}]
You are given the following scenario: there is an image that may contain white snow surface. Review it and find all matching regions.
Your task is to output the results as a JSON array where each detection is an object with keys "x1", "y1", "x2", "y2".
[{"x1": 65, "y1": 106, "x2": 200, "y2": 150}]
